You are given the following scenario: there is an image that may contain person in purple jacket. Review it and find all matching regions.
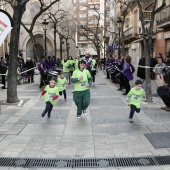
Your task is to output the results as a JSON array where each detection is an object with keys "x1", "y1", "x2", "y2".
[
  {"x1": 122, "y1": 56, "x2": 133, "y2": 95},
  {"x1": 39, "y1": 57, "x2": 49, "y2": 88},
  {"x1": 117, "y1": 56, "x2": 125, "y2": 91}
]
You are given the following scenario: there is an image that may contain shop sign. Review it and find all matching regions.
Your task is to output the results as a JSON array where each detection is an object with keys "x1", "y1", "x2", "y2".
[{"x1": 142, "y1": 11, "x2": 152, "y2": 21}]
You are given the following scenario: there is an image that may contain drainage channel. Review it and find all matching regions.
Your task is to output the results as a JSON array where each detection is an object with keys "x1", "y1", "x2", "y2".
[{"x1": 0, "y1": 156, "x2": 170, "y2": 168}]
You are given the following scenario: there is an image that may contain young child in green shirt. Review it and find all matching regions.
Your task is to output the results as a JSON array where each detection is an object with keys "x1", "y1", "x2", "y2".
[
  {"x1": 57, "y1": 72, "x2": 68, "y2": 102},
  {"x1": 40, "y1": 77, "x2": 59, "y2": 118},
  {"x1": 126, "y1": 80, "x2": 145, "y2": 123}
]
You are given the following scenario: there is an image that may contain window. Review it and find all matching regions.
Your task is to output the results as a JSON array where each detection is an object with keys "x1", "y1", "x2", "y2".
[
  {"x1": 79, "y1": 21, "x2": 87, "y2": 25},
  {"x1": 79, "y1": 14, "x2": 87, "y2": 18},
  {"x1": 79, "y1": 6, "x2": 87, "y2": 10},
  {"x1": 79, "y1": 36, "x2": 87, "y2": 40}
]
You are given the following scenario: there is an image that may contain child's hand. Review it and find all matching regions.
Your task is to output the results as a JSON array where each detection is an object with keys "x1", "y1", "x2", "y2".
[
  {"x1": 126, "y1": 97, "x2": 129, "y2": 102},
  {"x1": 78, "y1": 75, "x2": 83, "y2": 80},
  {"x1": 86, "y1": 84, "x2": 90, "y2": 88}
]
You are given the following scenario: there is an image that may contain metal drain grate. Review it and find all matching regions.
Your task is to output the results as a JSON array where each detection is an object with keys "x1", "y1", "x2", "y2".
[
  {"x1": 115, "y1": 157, "x2": 156, "y2": 167},
  {"x1": 155, "y1": 156, "x2": 170, "y2": 165},
  {"x1": 0, "y1": 156, "x2": 170, "y2": 168},
  {"x1": 0, "y1": 158, "x2": 31, "y2": 167},
  {"x1": 74, "y1": 158, "x2": 114, "y2": 168},
  {"x1": 31, "y1": 158, "x2": 72, "y2": 168}
]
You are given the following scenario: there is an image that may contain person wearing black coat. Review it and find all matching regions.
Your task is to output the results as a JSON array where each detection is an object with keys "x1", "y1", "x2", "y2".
[
  {"x1": 25, "y1": 57, "x2": 34, "y2": 83},
  {"x1": 156, "y1": 74, "x2": 170, "y2": 111},
  {"x1": 0, "y1": 57, "x2": 8, "y2": 89}
]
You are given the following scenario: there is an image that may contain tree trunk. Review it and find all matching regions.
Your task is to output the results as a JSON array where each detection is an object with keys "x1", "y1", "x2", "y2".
[
  {"x1": 30, "y1": 32, "x2": 39, "y2": 62},
  {"x1": 7, "y1": 7, "x2": 23, "y2": 103}
]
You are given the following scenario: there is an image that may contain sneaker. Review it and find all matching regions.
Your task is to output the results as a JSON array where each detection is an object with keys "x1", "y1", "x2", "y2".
[
  {"x1": 128, "y1": 118, "x2": 133, "y2": 123},
  {"x1": 77, "y1": 115, "x2": 81, "y2": 118},
  {"x1": 64, "y1": 99, "x2": 67, "y2": 102},
  {"x1": 41, "y1": 112, "x2": 46, "y2": 117},
  {"x1": 83, "y1": 110, "x2": 87, "y2": 115}
]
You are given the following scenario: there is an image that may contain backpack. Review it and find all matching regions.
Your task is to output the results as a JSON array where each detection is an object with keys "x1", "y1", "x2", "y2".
[{"x1": 130, "y1": 64, "x2": 135, "y2": 73}]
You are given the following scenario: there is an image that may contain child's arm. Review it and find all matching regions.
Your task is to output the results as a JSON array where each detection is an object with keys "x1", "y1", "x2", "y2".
[
  {"x1": 41, "y1": 90, "x2": 47, "y2": 97},
  {"x1": 53, "y1": 95, "x2": 59, "y2": 100}
]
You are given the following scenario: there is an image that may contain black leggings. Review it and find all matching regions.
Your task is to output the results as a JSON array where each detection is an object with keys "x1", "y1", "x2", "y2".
[
  {"x1": 129, "y1": 104, "x2": 140, "y2": 119},
  {"x1": 59, "y1": 89, "x2": 67, "y2": 99}
]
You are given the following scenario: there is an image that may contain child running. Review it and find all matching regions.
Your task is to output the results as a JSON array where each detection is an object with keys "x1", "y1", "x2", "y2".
[
  {"x1": 40, "y1": 77, "x2": 59, "y2": 118},
  {"x1": 126, "y1": 79, "x2": 145, "y2": 123},
  {"x1": 57, "y1": 72, "x2": 68, "y2": 102}
]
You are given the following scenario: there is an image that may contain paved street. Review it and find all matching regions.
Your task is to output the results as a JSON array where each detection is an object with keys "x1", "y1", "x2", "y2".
[{"x1": 0, "y1": 70, "x2": 170, "y2": 170}]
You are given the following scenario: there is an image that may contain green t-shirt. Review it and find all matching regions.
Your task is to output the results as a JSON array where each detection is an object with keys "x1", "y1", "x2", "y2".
[
  {"x1": 62, "y1": 60, "x2": 70, "y2": 72},
  {"x1": 57, "y1": 77, "x2": 67, "y2": 91},
  {"x1": 74, "y1": 59, "x2": 79, "y2": 70},
  {"x1": 92, "y1": 59, "x2": 97, "y2": 70},
  {"x1": 44, "y1": 85, "x2": 59, "y2": 105},
  {"x1": 127, "y1": 87, "x2": 145, "y2": 108},
  {"x1": 71, "y1": 69, "x2": 91, "y2": 91},
  {"x1": 69, "y1": 60, "x2": 75, "y2": 71}
]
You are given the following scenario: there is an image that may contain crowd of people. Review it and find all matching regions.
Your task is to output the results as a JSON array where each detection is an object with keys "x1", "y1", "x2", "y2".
[{"x1": 1, "y1": 50, "x2": 170, "y2": 122}]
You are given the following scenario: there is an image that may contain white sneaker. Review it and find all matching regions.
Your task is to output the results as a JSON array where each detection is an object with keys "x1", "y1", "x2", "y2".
[
  {"x1": 128, "y1": 118, "x2": 133, "y2": 123},
  {"x1": 83, "y1": 110, "x2": 87, "y2": 115},
  {"x1": 77, "y1": 115, "x2": 81, "y2": 118}
]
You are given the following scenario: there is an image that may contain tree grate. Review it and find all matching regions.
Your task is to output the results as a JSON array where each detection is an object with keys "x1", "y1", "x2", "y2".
[{"x1": 1, "y1": 156, "x2": 170, "y2": 168}]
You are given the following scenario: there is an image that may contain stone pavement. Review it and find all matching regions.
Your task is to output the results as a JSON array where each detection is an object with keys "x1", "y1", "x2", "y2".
[{"x1": 0, "y1": 70, "x2": 170, "y2": 170}]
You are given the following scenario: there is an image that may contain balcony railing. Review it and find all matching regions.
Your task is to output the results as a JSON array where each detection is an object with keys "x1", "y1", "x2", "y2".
[
  {"x1": 123, "y1": 26, "x2": 138, "y2": 40},
  {"x1": 156, "y1": 5, "x2": 170, "y2": 26}
]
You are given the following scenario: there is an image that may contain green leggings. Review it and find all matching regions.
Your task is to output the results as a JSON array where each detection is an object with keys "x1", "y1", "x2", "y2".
[{"x1": 73, "y1": 89, "x2": 90, "y2": 116}]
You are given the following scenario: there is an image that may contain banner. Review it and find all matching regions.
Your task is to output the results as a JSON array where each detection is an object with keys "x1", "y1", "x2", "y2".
[{"x1": 0, "y1": 9, "x2": 13, "y2": 46}]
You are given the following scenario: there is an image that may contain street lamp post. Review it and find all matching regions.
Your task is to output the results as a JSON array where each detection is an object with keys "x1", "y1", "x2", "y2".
[
  {"x1": 42, "y1": 19, "x2": 48, "y2": 57},
  {"x1": 116, "y1": 18, "x2": 123, "y2": 58}
]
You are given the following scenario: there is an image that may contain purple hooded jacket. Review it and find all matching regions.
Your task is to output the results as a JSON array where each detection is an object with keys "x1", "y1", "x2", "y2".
[{"x1": 122, "y1": 62, "x2": 133, "y2": 81}]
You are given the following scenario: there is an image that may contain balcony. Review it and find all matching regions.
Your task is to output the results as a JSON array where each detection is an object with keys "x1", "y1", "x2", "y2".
[
  {"x1": 123, "y1": 26, "x2": 138, "y2": 42},
  {"x1": 156, "y1": 5, "x2": 170, "y2": 28}
]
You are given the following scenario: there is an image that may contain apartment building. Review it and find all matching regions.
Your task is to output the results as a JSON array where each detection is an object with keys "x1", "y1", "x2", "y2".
[
  {"x1": 115, "y1": 0, "x2": 170, "y2": 65},
  {"x1": 74, "y1": 0, "x2": 111, "y2": 57},
  {"x1": 0, "y1": 0, "x2": 75, "y2": 60}
]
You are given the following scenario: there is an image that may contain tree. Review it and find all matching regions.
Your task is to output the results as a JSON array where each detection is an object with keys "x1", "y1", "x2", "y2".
[
  {"x1": 117, "y1": 0, "x2": 166, "y2": 102},
  {"x1": 4, "y1": 0, "x2": 59, "y2": 103},
  {"x1": 136, "y1": 0, "x2": 166, "y2": 102}
]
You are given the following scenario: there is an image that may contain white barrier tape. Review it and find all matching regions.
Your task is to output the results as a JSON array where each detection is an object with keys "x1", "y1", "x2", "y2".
[
  {"x1": 19, "y1": 67, "x2": 37, "y2": 74},
  {"x1": 133, "y1": 65, "x2": 170, "y2": 69},
  {"x1": 0, "y1": 67, "x2": 37, "y2": 76}
]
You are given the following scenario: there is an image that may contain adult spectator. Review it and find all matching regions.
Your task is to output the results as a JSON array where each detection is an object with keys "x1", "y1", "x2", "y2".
[
  {"x1": 156, "y1": 74, "x2": 170, "y2": 111},
  {"x1": 152, "y1": 56, "x2": 166, "y2": 96},
  {"x1": 122, "y1": 56, "x2": 133, "y2": 95},
  {"x1": 25, "y1": 57, "x2": 34, "y2": 83},
  {"x1": 0, "y1": 57, "x2": 8, "y2": 89},
  {"x1": 117, "y1": 56, "x2": 125, "y2": 91}
]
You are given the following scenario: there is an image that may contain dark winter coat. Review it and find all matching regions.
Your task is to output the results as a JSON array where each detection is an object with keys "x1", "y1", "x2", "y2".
[
  {"x1": 137, "y1": 57, "x2": 145, "y2": 79},
  {"x1": 157, "y1": 85, "x2": 170, "y2": 107}
]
